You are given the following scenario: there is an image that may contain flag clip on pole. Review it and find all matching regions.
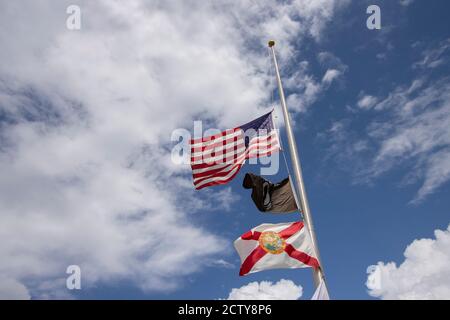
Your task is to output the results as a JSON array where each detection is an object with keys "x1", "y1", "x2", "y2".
[{"x1": 268, "y1": 40, "x2": 329, "y2": 294}]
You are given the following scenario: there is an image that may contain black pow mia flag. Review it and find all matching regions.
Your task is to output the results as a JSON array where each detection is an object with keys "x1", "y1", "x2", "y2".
[{"x1": 243, "y1": 173, "x2": 298, "y2": 214}]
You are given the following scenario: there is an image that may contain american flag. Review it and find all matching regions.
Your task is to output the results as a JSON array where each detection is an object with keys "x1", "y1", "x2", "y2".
[{"x1": 190, "y1": 111, "x2": 281, "y2": 190}]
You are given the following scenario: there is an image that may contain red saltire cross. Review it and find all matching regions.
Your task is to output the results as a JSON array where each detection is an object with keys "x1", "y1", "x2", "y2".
[{"x1": 239, "y1": 221, "x2": 320, "y2": 276}]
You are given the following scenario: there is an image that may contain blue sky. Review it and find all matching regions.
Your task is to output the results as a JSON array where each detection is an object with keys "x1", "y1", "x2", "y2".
[{"x1": 0, "y1": 0, "x2": 449, "y2": 300}]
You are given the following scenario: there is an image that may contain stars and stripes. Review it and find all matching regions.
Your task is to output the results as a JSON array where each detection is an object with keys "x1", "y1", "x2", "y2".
[
  {"x1": 190, "y1": 111, "x2": 280, "y2": 190},
  {"x1": 234, "y1": 221, "x2": 319, "y2": 276}
]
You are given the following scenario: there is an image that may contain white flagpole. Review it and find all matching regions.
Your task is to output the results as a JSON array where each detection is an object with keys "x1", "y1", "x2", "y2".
[{"x1": 268, "y1": 40, "x2": 328, "y2": 292}]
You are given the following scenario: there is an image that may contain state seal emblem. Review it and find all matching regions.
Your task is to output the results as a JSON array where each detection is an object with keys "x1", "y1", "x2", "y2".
[{"x1": 258, "y1": 231, "x2": 286, "y2": 254}]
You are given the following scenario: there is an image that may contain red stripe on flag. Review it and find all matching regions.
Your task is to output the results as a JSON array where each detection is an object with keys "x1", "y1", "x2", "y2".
[
  {"x1": 193, "y1": 163, "x2": 241, "y2": 185},
  {"x1": 191, "y1": 136, "x2": 277, "y2": 165},
  {"x1": 241, "y1": 231, "x2": 262, "y2": 241},
  {"x1": 190, "y1": 128, "x2": 239, "y2": 145},
  {"x1": 284, "y1": 244, "x2": 320, "y2": 269},
  {"x1": 191, "y1": 138, "x2": 244, "y2": 154},
  {"x1": 279, "y1": 222, "x2": 304, "y2": 239},
  {"x1": 192, "y1": 163, "x2": 237, "y2": 180},
  {"x1": 238, "y1": 221, "x2": 318, "y2": 275},
  {"x1": 188, "y1": 112, "x2": 281, "y2": 190},
  {"x1": 239, "y1": 247, "x2": 267, "y2": 276},
  {"x1": 194, "y1": 164, "x2": 244, "y2": 190}
]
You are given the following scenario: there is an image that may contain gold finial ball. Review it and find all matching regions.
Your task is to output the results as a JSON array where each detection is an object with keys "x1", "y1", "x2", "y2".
[{"x1": 268, "y1": 40, "x2": 275, "y2": 47}]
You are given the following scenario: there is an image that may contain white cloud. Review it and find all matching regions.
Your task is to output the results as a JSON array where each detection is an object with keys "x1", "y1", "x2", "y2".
[
  {"x1": 319, "y1": 51, "x2": 348, "y2": 86},
  {"x1": 0, "y1": 277, "x2": 31, "y2": 300},
  {"x1": 399, "y1": 0, "x2": 415, "y2": 7},
  {"x1": 413, "y1": 39, "x2": 450, "y2": 69},
  {"x1": 0, "y1": 0, "x2": 348, "y2": 298},
  {"x1": 227, "y1": 279, "x2": 303, "y2": 300},
  {"x1": 285, "y1": 52, "x2": 347, "y2": 112},
  {"x1": 367, "y1": 224, "x2": 450, "y2": 300},
  {"x1": 363, "y1": 77, "x2": 450, "y2": 202},
  {"x1": 357, "y1": 94, "x2": 378, "y2": 110},
  {"x1": 415, "y1": 149, "x2": 450, "y2": 202},
  {"x1": 322, "y1": 69, "x2": 342, "y2": 84},
  {"x1": 319, "y1": 118, "x2": 370, "y2": 172},
  {"x1": 327, "y1": 41, "x2": 450, "y2": 202},
  {"x1": 317, "y1": 51, "x2": 347, "y2": 70},
  {"x1": 376, "y1": 53, "x2": 387, "y2": 60}
]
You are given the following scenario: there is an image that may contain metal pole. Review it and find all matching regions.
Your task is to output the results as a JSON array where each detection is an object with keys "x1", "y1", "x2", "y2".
[{"x1": 268, "y1": 40, "x2": 327, "y2": 291}]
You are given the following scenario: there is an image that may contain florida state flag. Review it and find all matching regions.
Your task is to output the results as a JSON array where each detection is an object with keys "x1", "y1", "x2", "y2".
[{"x1": 234, "y1": 221, "x2": 319, "y2": 276}]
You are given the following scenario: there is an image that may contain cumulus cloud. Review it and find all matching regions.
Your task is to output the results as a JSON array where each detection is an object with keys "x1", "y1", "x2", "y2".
[
  {"x1": 367, "y1": 224, "x2": 450, "y2": 299},
  {"x1": 227, "y1": 279, "x2": 303, "y2": 300},
  {"x1": 0, "y1": 0, "x2": 348, "y2": 298}
]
